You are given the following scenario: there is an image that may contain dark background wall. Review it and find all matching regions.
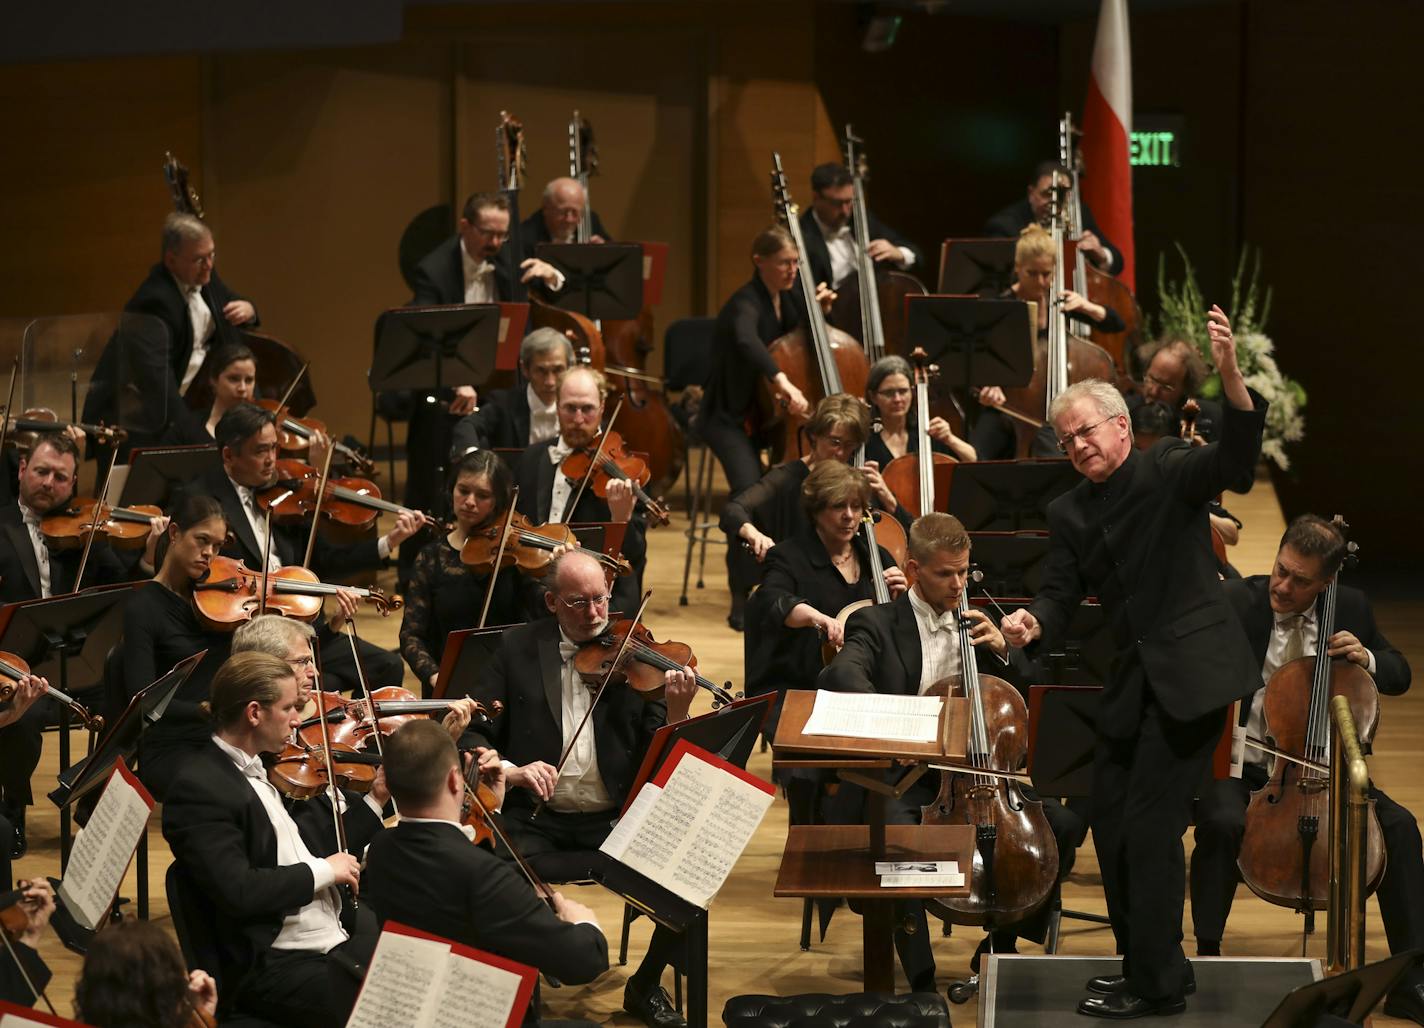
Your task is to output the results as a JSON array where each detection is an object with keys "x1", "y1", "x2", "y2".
[{"x1": 0, "y1": 1, "x2": 1414, "y2": 568}]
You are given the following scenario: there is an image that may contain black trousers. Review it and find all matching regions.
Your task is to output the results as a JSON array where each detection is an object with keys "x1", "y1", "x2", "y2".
[
  {"x1": 1092, "y1": 685, "x2": 1221, "y2": 1002},
  {"x1": 236, "y1": 927, "x2": 377, "y2": 1028},
  {"x1": 696, "y1": 410, "x2": 764, "y2": 605},
  {"x1": 0, "y1": 698, "x2": 52, "y2": 809},
  {"x1": 1192, "y1": 768, "x2": 1424, "y2": 954}
]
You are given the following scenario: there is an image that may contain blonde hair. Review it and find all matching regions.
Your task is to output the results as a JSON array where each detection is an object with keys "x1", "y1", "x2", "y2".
[
  {"x1": 204, "y1": 652, "x2": 296, "y2": 730},
  {"x1": 1014, "y1": 223, "x2": 1055, "y2": 268},
  {"x1": 908, "y1": 513, "x2": 970, "y2": 563},
  {"x1": 556, "y1": 364, "x2": 608, "y2": 403}
]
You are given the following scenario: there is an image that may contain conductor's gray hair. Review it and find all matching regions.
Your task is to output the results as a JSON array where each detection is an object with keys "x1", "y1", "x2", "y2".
[
  {"x1": 161, "y1": 212, "x2": 210, "y2": 256},
  {"x1": 519, "y1": 327, "x2": 576, "y2": 368},
  {"x1": 1048, "y1": 379, "x2": 1129, "y2": 428}
]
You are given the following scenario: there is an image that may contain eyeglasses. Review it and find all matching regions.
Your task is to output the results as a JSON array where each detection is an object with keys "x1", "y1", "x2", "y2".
[
  {"x1": 188, "y1": 251, "x2": 216, "y2": 267},
  {"x1": 287, "y1": 656, "x2": 315, "y2": 670},
  {"x1": 558, "y1": 593, "x2": 611, "y2": 612},
  {"x1": 1143, "y1": 372, "x2": 1181, "y2": 393},
  {"x1": 875, "y1": 387, "x2": 911, "y2": 399},
  {"x1": 1056, "y1": 417, "x2": 1114, "y2": 454}
]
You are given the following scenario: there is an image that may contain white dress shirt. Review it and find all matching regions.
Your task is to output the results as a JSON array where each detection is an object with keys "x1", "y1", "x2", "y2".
[
  {"x1": 460, "y1": 239, "x2": 498, "y2": 304},
  {"x1": 230, "y1": 476, "x2": 283, "y2": 572},
  {"x1": 18, "y1": 503, "x2": 51, "y2": 598},
  {"x1": 527, "y1": 384, "x2": 559, "y2": 446},
  {"x1": 172, "y1": 274, "x2": 215, "y2": 395},
  {"x1": 811, "y1": 213, "x2": 915, "y2": 289},
  {"x1": 548, "y1": 631, "x2": 614, "y2": 814},
  {"x1": 546, "y1": 436, "x2": 576, "y2": 525},
  {"x1": 211, "y1": 735, "x2": 347, "y2": 954},
  {"x1": 908, "y1": 586, "x2": 962, "y2": 694}
]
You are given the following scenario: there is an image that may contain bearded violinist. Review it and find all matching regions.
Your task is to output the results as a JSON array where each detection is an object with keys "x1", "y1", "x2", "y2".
[
  {"x1": 364, "y1": 719, "x2": 609, "y2": 1028},
  {"x1": 468, "y1": 549, "x2": 697, "y2": 1028},
  {"x1": 1190, "y1": 515, "x2": 1424, "y2": 1024},
  {"x1": 161, "y1": 651, "x2": 388, "y2": 1028},
  {"x1": 1000, "y1": 307, "x2": 1266, "y2": 1019}
]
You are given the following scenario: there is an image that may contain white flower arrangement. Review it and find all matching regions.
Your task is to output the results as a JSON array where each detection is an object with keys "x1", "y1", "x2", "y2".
[{"x1": 1154, "y1": 246, "x2": 1306, "y2": 469}]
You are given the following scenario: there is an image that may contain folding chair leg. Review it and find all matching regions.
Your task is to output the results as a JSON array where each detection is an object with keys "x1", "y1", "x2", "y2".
[
  {"x1": 694, "y1": 446, "x2": 715, "y2": 589},
  {"x1": 679, "y1": 445, "x2": 710, "y2": 604}
]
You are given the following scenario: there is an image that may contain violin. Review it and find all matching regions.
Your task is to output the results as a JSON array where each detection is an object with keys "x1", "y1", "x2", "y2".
[
  {"x1": 191, "y1": 554, "x2": 400, "y2": 631},
  {"x1": 921, "y1": 592, "x2": 1058, "y2": 929},
  {"x1": 459, "y1": 509, "x2": 631, "y2": 579},
  {"x1": 0, "y1": 881, "x2": 62, "y2": 1017},
  {"x1": 882, "y1": 348, "x2": 957, "y2": 517},
  {"x1": 0, "y1": 651, "x2": 104, "y2": 731},
  {"x1": 257, "y1": 458, "x2": 443, "y2": 541},
  {"x1": 300, "y1": 687, "x2": 502, "y2": 752},
  {"x1": 573, "y1": 618, "x2": 737, "y2": 708},
  {"x1": 267, "y1": 737, "x2": 382, "y2": 799},
  {"x1": 1, "y1": 407, "x2": 127, "y2": 452},
  {"x1": 256, "y1": 400, "x2": 376, "y2": 477},
  {"x1": 41, "y1": 499, "x2": 162, "y2": 551},
  {"x1": 1237, "y1": 517, "x2": 1385, "y2": 925},
  {"x1": 559, "y1": 428, "x2": 671, "y2": 527}
]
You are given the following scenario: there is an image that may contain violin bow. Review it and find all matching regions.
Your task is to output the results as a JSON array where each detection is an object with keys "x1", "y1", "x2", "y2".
[
  {"x1": 258, "y1": 506, "x2": 276, "y2": 617},
  {"x1": 478, "y1": 486, "x2": 520, "y2": 630},
  {"x1": 531, "y1": 588, "x2": 653, "y2": 820},
  {"x1": 274, "y1": 362, "x2": 309, "y2": 413},
  {"x1": 73, "y1": 446, "x2": 120, "y2": 593},
  {"x1": 0, "y1": 883, "x2": 60, "y2": 1016},
  {"x1": 563, "y1": 397, "x2": 624, "y2": 524},
  {"x1": 302, "y1": 433, "x2": 337, "y2": 569},
  {"x1": 308, "y1": 659, "x2": 355, "y2": 910},
  {"x1": 0, "y1": 358, "x2": 17, "y2": 460},
  {"x1": 341, "y1": 621, "x2": 397, "y2": 817}
]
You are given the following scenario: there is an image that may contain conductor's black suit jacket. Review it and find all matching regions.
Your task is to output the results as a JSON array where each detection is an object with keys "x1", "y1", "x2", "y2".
[
  {"x1": 160, "y1": 741, "x2": 383, "y2": 1010},
  {"x1": 468, "y1": 617, "x2": 666, "y2": 813},
  {"x1": 1027, "y1": 395, "x2": 1268, "y2": 734},
  {"x1": 364, "y1": 820, "x2": 609, "y2": 1026}
]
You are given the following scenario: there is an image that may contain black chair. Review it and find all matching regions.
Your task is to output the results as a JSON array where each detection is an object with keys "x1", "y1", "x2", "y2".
[
  {"x1": 722, "y1": 992, "x2": 952, "y2": 1027},
  {"x1": 166, "y1": 861, "x2": 224, "y2": 994},
  {"x1": 663, "y1": 317, "x2": 725, "y2": 606}
]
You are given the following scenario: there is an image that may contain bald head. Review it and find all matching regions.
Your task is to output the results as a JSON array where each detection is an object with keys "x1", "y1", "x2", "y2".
[
  {"x1": 545, "y1": 549, "x2": 610, "y2": 641},
  {"x1": 542, "y1": 177, "x2": 586, "y2": 243}
]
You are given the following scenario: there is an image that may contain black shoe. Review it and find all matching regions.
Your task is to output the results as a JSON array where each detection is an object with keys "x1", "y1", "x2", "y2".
[
  {"x1": 1384, "y1": 978, "x2": 1424, "y2": 1025},
  {"x1": 726, "y1": 611, "x2": 744, "y2": 632},
  {"x1": 1077, "y1": 992, "x2": 1187, "y2": 1019},
  {"x1": 624, "y1": 979, "x2": 687, "y2": 1028},
  {"x1": 1087, "y1": 969, "x2": 1195, "y2": 997},
  {"x1": 1196, "y1": 939, "x2": 1221, "y2": 957}
]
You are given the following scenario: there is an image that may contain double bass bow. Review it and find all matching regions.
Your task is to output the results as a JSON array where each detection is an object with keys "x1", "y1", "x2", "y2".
[{"x1": 1236, "y1": 517, "x2": 1385, "y2": 940}]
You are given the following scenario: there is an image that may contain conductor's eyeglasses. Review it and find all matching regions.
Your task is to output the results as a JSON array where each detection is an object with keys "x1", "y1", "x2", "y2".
[{"x1": 1056, "y1": 417, "x2": 1113, "y2": 453}]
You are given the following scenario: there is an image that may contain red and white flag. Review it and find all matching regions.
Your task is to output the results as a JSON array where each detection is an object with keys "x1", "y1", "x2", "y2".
[{"x1": 1080, "y1": 0, "x2": 1134, "y2": 289}]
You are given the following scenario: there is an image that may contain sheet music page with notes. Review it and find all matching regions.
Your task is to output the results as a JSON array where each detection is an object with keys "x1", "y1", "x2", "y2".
[
  {"x1": 600, "y1": 740, "x2": 773, "y2": 909},
  {"x1": 0, "y1": 1000, "x2": 93, "y2": 1026},
  {"x1": 57, "y1": 760, "x2": 153, "y2": 931},
  {"x1": 346, "y1": 923, "x2": 536, "y2": 1028},
  {"x1": 801, "y1": 690, "x2": 943, "y2": 744}
]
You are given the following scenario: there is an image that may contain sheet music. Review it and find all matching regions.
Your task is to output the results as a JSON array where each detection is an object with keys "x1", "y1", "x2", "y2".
[
  {"x1": 801, "y1": 690, "x2": 943, "y2": 744},
  {"x1": 57, "y1": 762, "x2": 153, "y2": 931},
  {"x1": 0, "y1": 1000, "x2": 92, "y2": 1026},
  {"x1": 346, "y1": 931, "x2": 445, "y2": 1027},
  {"x1": 601, "y1": 748, "x2": 773, "y2": 909},
  {"x1": 430, "y1": 950, "x2": 526, "y2": 1028}
]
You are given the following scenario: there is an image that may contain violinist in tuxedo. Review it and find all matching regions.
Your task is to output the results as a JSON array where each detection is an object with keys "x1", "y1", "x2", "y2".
[
  {"x1": 161, "y1": 652, "x2": 387, "y2": 1027},
  {"x1": 449, "y1": 328, "x2": 573, "y2": 462},
  {"x1": 0, "y1": 877, "x2": 54, "y2": 1006},
  {"x1": 175, "y1": 403, "x2": 417, "y2": 691},
  {"x1": 468, "y1": 548, "x2": 696, "y2": 1028},
  {"x1": 1190, "y1": 515, "x2": 1424, "y2": 1023},
  {"x1": 86, "y1": 213, "x2": 256, "y2": 451},
  {"x1": 364, "y1": 719, "x2": 609, "y2": 1028},
  {"x1": 513, "y1": 365, "x2": 646, "y2": 613},
  {"x1": 983, "y1": 160, "x2": 1121, "y2": 275},
  {"x1": 1000, "y1": 308, "x2": 1266, "y2": 1019},
  {"x1": 799, "y1": 163, "x2": 922, "y2": 291}
]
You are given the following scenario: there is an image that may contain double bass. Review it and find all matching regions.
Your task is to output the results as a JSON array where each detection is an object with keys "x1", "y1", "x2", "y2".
[
  {"x1": 1237, "y1": 517, "x2": 1385, "y2": 931},
  {"x1": 760, "y1": 153, "x2": 869, "y2": 463},
  {"x1": 881, "y1": 348, "x2": 956, "y2": 518}
]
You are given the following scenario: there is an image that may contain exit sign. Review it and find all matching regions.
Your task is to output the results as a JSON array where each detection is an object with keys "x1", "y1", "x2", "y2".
[{"x1": 1131, "y1": 115, "x2": 1184, "y2": 168}]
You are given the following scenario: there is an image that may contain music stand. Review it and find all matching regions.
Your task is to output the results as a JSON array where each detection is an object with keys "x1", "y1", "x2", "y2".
[
  {"x1": 904, "y1": 295, "x2": 1034, "y2": 394},
  {"x1": 944, "y1": 459, "x2": 1077, "y2": 532},
  {"x1": 432, "y1": 624, "x2": 518, "y2": 701},
  {"x1": 0, "y1": 584, "x2": 138, "y2": 857},
  {"x1": 119, "y1": 444, "x2": 221, "y2": 509},
  {"x1": 937, "y1": 239, "x2": 1017, "y2": 295},
  {"x1": 535, "y1": 243, "x2": 644, "y2": 321},
  {"x1": 969, "y1": 532, "x2": 1050, "y2": 597},
  {"x1": 1260, "y1": 949, "x2": 1420, "y2": 1026}
]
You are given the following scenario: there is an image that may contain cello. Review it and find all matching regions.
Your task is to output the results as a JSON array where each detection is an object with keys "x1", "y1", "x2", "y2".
[
  {"x1": 820, "y1": 508, "x2": 896, "y2": 665},
  {"x1": 761, "y1": 153, "x2": 869, "y2": 463},
  {"x1": 921, "y1": 591, "x2": 1058, "y2": 961},
  {"x1": 1236, "y1": 517, "x2": 1385, "y2": 936},
  {"x1": 881, "y1": 348, "x2": 956, "y2": 518}
]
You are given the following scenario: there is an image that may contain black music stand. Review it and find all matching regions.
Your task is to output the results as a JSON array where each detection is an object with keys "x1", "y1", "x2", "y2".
[
  {"x1": 937, "y1": 239, "x2": 1017, "y2": 296},
  {"x1": 0, "y1": 584, "x2": 138, "y2": 857},
  {"x1": 1260, "y1": 949, "x2": 1420, "y2": 1027},
  {"x1": 119, "y1": 444, "x2": 221, "y2": 509},
  {"x1": 969, "y1": 533, "x2": 1050, "y2": 597},
  {"x1": 944, "y1": 459, "x2": 1077, "y2": 532},
  {"x1": 432, "y1": 624, "x2": 518, "y2": 701},
  {"x1": 905, "y1": 295, "x2": 1033, "y2": 393},
  {"x1": 535, "y1": 243, "x2": 644, "y2": 321}
]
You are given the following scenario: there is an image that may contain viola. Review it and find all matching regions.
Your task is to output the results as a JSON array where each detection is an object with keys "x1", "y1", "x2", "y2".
[
  {"x1": 300, "y1": 687, "x2": 502, "y2": 752},
  {"x1": 882, "y1": 348, "x2": 957, "y2": 517},
  {"x1": 257, "y1": 458, "x2": 442, "y2": 542},
  {"x1": 191, "y1": 554, "x2": 400, "y2": 631},
  {"x1": 41, "y1": 499, "x2": 162, "y2": 551},
  {"x1": 267, "y1": 737, "x2": 381, "y2": 799},
  {"x1": 559, "y1": 429, "x2": 671, "y2": 527},
  {"x1": 256, "y1": 400, "x2": 376, "y2": 476},
  {"x1": 0, "y1": 651, "x2": 103, "y2": 731},
  {"x1": 460, "y1": 508, "x2": 631, "y2": 579},
  {"x1": 1237, "y1": 517, "x2": 1385, "y2": 922},
  {"x1": 573, "y1": 618, "x2": 736, "y2": 707},
  {"x1": 921, "y1": 591, "x2": 1058, "y2": 930},
  {"x1": 1, "y1": 407, "x2": 127, "y2": 452}
]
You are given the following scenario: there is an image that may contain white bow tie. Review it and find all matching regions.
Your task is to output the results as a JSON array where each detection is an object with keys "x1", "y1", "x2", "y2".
[
  {"x1": 926, "y1": 612, "x2": 960, "y2": 635},
  {"x1": 558, "y1": 638, "x2": 579, "y2": 662},
  {"x1": 548, "y1": 440, "x2": 574, "y2": 465}
]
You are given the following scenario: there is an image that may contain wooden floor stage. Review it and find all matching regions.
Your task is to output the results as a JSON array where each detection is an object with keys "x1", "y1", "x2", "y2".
[{"x1": 14, "y1": 463, "x2": 1422, "y2": 1026}]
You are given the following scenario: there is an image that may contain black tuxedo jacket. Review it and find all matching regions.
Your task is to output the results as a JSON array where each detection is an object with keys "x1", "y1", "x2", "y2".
[
  {"x1": 1027, "y1": 395, "x2": 1267, "y2": 730},
  {"x1": 178, "y1": 466, "x2": 382, "y2": 580},
  {"x1": 450, "y1": 385, "x2": 531, "y2": 457},
  {"x1": 409, "y1": 235, "x2": 516, "y2": 307},
  {"x1": 1224, "y1": 575, "x2": 1410, "y2": 698},
  {"x1": 982, "y1": 196, "x2": 1123, "y2": 276},
  {"x1": 514, "y1": 208, "x2": 613, "y2": 264},
  {"x1": 0, "y1": 503, "x2": 127, "y2": 603},
  {"x1": 124, "y1": 263, "x2": 254, "y2": 386},
  {"x1": 364, "y1": 820, "x2": 609, "y2": 1026},
  {"x1": 0, "y1": 940, "x2": 49, "y2": 1007},
  {"x1": 160, "y1": 741, "x2": 383, "y2": 1006},
  {"x1": 819, "y1": 591, "x2": 1020, "y2": 697},
  {"x1": 797, "y1": 207, "x2": 923, "y2": 291},
  {"x1": 704, "y1": 276, "x2": 798, "y2": 421},
  {"x1": 468, "y1": 617, "x2": 666, "y2": 812}
]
